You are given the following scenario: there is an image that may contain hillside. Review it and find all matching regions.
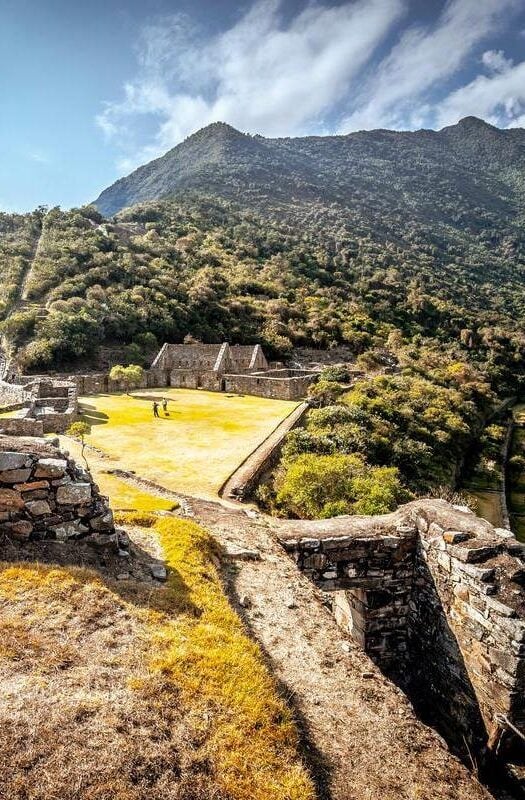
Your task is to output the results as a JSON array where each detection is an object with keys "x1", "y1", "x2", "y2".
[{"x1": 95, "y1": 118, "x2": 525, "y2": 253}]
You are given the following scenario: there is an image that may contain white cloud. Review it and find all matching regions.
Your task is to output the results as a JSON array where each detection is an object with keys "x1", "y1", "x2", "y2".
[
  {"x1": 26, "y1": 150, "x2": 51, "y2": 165},
  {"x1": 434, "y1": 58, "x2": 525, "y2": 128},
  {"x1": 98, "y1": 0, "x2": 525, "y2": 173},
  {"x1": 481, "y1": 49, "x2": 513, "y2": 75},
  {"x1": 338, "y1": 0, "x2": 521, "y2": 132},
  {"x1": 97, "y1": 0, "x2": 405, "y2": 170}
]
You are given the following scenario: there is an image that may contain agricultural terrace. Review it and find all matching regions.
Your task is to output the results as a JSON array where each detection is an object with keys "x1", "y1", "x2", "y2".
[{"x1": 75, "y1": 388, "x2": 299, "y2": 501}]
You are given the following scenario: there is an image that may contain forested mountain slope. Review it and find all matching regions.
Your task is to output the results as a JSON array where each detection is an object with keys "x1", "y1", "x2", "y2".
[
  {"x1": 0, "y1": 118, "x2": 522, "y2": 395},
  {"x1": 95, "y1": 118, "x2": 525, "y2": 261}
]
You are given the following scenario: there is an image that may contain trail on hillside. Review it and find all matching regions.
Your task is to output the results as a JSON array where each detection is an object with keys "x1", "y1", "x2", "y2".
[{"x1": 0, "y1": 218, "x2": 44, "y2": 377}]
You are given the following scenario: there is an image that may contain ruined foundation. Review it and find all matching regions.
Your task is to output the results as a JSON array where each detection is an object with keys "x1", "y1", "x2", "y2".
[{"x1": 279, "y1": 499, "x2": 525, "y2": 773}]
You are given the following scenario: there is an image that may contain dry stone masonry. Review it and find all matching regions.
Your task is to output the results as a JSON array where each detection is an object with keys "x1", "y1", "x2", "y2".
[
  {"x1": 279, "y1": 499, "x2": 525, "y2": 772},
  {"x1": 0, "y1": 434, "x2": 119, "y2": 547},
  {"x1": 151, "y1": 341, "x2": 318, "y2": 399}
]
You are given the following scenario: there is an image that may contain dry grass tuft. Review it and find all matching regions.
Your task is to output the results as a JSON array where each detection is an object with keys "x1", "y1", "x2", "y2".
[
  {"x1": 0, "y1": 517, "x2": 314, "y2": 800},
  {"x1": 113, "y1": 509, "x2": 159, "y2": 527}
]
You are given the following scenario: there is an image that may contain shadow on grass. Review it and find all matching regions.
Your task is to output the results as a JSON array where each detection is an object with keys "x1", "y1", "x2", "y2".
[
  {"x1": 80, "y1": 403, "x2": 109, "y2": 427},
  {"x1": 0, "y1": 535, "x2": 200, "y2": 619}
]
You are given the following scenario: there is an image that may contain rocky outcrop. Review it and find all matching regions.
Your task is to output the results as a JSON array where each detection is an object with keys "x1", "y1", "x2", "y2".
[{"x1": 0, "y1": 435, "x2": 119, "y2": 547}]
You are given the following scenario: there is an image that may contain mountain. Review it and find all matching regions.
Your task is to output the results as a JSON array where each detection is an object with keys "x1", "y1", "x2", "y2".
[
  {"x1": 95, "y1": 118, "x2": 525, "y2": 242},
  {"x1": 1, "y1": 117, "x2": 524, "y2": 401}
]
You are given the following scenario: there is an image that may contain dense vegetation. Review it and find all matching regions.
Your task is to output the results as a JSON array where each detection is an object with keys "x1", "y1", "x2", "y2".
[
  {"x1": 1, "y1": 118, "x2": 524, "y2": 515},
  {"x1": 260, "y1": 347, "x2": 498, "y2": 517}
]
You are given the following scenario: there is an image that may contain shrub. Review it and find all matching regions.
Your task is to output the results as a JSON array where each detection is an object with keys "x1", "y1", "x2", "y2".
[{"x1": 275, "y1": 452, "x2": 404, "y2": 519}]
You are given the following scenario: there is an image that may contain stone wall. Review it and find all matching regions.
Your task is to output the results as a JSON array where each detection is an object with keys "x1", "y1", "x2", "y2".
[
  {"x1": 0, "y1": 434, "x2": 118, "y2": 547},
  {"x1": 279, "y1": 499, "x2": 525, "y2": 763},
  {"x1": 0, "y1": 418, "x2": 44, "y2": 436},
  {"x1": 222, "y1": 370, "x2": 317, "y2": 400},
  {"x1": 0, "y1": 380, "x2": 32, "y2": 408},
  {"x1": 221, "y1": 402, "x2": 309, "y2": 501}
]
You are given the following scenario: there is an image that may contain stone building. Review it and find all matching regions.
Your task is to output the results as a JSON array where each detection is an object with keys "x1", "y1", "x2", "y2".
[
  {"x1": 0, "y1": 377, "x2": 78, "y2": 435},
  {"x1": 151, "y1": 341, "x2": 318, "y2": 400}
]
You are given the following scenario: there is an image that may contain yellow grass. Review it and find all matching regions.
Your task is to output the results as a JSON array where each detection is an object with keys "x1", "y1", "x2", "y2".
[
  {"x1": 0, "y1": 516, "x2": 314, "y2": 799},
  {"x1": 60, "y1": 436, "x2": 178, "y2": 514},
  {"x1": 151, "y1": 516, "x2": 315, "y2": 800},
  {"x1": 78, "y1": 388, "x2": 298, "y2": 499}
]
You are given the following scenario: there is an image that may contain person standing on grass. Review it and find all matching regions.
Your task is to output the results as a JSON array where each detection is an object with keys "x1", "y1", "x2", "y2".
[
  {"x1": 162, "y1": 398, "x2": 168, "y2": 415},
  {"x1": 153, "y1": 401, "x2": 160, "y2": 418}
]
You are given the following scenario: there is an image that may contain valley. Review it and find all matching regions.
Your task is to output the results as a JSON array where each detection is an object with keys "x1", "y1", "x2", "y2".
[{"x1": 1, "y1": 116, "x2": 525, "y2": 799}]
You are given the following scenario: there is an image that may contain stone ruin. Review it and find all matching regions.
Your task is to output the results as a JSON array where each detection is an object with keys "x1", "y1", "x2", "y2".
[
  {"x1": 151, "y1": 341, "x2": 318, "y2": 400},
  {"x1": 279, "y1": 499, "x2": 525, "y2": 777},
  {"x1": 0, "y1": 434, "x2": 119, "y2": 547},
  {"x1": 0, "y1": 376, "x2": 78, "y2": 435}
]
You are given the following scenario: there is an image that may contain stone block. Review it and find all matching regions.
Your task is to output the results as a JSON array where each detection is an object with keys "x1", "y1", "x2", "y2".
[
  {"x1": 496, "y1": 617, "x2": 525, "y2": 643},
  {"x1": 452, "y1": 543, "x2": 500, "y2": 563},
  {"x1": 0, "y1": 488, "x2": 24, "y2": 511},
  {"x1": 14, "y1": 480, "x2": 49, "y2": 493},
  {"x1": 436, "y1": 552, "x2": 452, "y2": 571},
  {"x1": 34, "y1": 458, "x2": 67, "y2": 478},
  {"x1": 443, "y1": 531, "x2": 471, "y2": 544},
  {"x1": 4, "y1": 520, "x2": 33, "y2": 539},
  {"x1": 505, "y1": 542, "x2": 525, "y2": 558},
  {"x1": 51, "y1": 520, "x2": 90, "y2": 541},
  {"x1": 26, "y1": 500, "x2": 51, "y2": 516},
  {"x1": 485, "y1": 597, "x2": 517, "y2": 619},
  {"x1": 0, "y1": 452, "x2": 30, "y2": 471},
  {"x1": 0, "y1": 468, "x2": 32, "y2": 484},
  {"x1": 304, "y1": 553, "x2": 327, "y2": 570},
  {"x1": 451, "y1": 562, "x2": 496, "y2": 582},
  {"x1": 89, "y1": 510, "x2": 114, "y2": 531},
  {"x1": 415, "y1": 515, "x2": 429, "y2": 533},
  {"x1": 56, "y1": 483, "x2": 91, "y2": 505},
  {"x1": 489, "y1": 647, "x2": 520, "y2": 675},
  {"x1": 298, "y1": 538, "x2": 321, "y2": 550},
  {"x1": 428, "y1": 522, "x2": 444, "y2": 538},
  {"x1": 150, "y1": 563, "x2": 168, "y2": 582},
  {"x1": 89, "y1": 532, "x2": 118, "y2": 548}
]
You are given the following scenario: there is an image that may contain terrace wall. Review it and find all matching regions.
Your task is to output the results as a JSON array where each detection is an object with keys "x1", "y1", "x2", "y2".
[
  {"x1": 0, "y1": 434, "x2": 118, "y2": 548},
  {"x1": 279, "y1": 499, "x2": 525, "y2": 762}
]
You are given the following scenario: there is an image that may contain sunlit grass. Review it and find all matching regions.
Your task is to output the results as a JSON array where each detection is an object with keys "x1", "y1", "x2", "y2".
[
  {"x1": 76, "y1": 388, "x2": 298, "y2": 499},
  {"x1": 151, "y1": 516, "x2": 315, "y2": 800},
  {"x1": 0, "y1": 514, "x2": 314, "y2": 799}
]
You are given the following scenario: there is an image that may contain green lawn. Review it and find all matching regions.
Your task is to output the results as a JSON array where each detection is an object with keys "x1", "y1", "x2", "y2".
[{"x1": 76, "y1": 389, "x2": 298, "y2": 500}]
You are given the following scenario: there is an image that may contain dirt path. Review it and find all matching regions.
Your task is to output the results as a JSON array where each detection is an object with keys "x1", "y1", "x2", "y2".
[
  {"x1": 183, "y1": 495, "x2": 490, "y2": 800},
  {"x1": 18, "y1": 220, "x2": 44, "y2": 305}
]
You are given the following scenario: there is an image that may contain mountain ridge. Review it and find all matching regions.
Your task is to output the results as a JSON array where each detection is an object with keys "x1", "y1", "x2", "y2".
[{"x1": 94, "y1": 118, "x2": 525, "y2": 240}]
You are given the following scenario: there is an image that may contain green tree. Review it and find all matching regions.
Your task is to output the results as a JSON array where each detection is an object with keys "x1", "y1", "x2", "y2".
[
  {"x1": 109, "y1": 364, "x2": 145, "y2": 394},
  {"x1": 67, "y1": 421, "x2": 90, "y2": 468}
]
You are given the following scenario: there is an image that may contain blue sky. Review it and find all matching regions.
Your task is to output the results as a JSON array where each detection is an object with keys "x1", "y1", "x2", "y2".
[{"x1": 2, "y1": 0, "x2": 525, "y2": 212}]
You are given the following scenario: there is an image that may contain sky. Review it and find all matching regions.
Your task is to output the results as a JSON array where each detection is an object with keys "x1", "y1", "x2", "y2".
[{"x1": 2, "y1": 0, "x2": 525, "y2": 212}]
